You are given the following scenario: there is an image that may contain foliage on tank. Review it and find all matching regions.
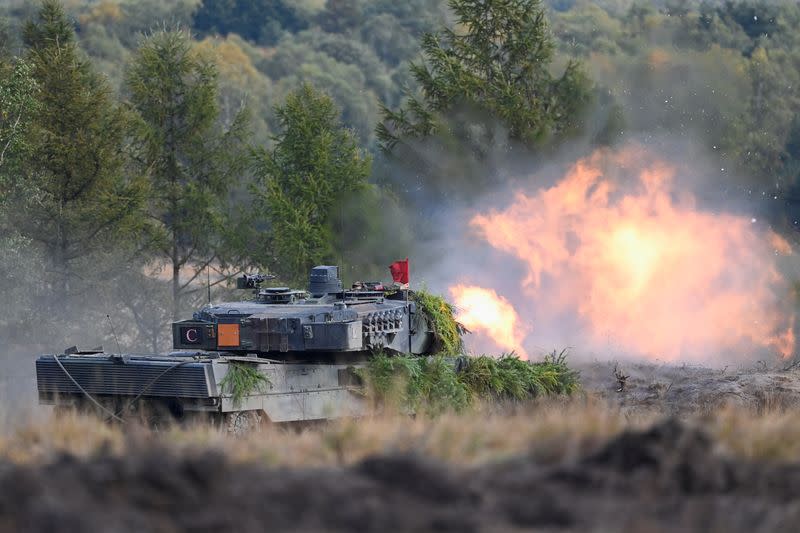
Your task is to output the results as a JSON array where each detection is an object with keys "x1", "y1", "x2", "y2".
[
  {"x1": 459, "y1": 350, "x2": 580, "y2": 399},
  {"x1": 412, "y1": 290, "x2": 465, "y2": 355},
  {"x1": 220, "y1": 362, "x2": 271, "y2": 408},
  {"x1": 359, "y1": 350, "x2": 580, "y2": 416}
]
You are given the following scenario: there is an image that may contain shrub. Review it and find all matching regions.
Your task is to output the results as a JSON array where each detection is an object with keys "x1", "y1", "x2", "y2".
[
  {"x1": 220, "y1": 362, "x2": 271, "y2": 408},
  {"x1": 360, "y1": 350, "x2": 580, "y2": 415}
]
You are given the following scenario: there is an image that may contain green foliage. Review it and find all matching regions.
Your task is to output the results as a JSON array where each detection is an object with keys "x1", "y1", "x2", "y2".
[
  {"x1": 333, "y1": 184, "x2": 413, "y2": 283},
  {"x1": 315, "y1": 0, "x2": 364, "y2": 34},
  {"x1": 356, "y1": 353, "x2": 421, "y2": 408},
  {"x1": 263, "y1": 36, "x2": 382, "y2": 145},
  {"x1": 193, "y1": 0, "x2": 307, "y2": 46},
  {"x1": 378, "y1": 0, "x2": 592, "y2": 152},
  {"x1": 416, "y1": 355, "x2": 471, "y2": 415},
  {"x1": 361, "y1": 350, "x2": 580, "y2": 416},
  {"x1": 252, "y1": 83, "x2": 370, "y2": 285},
  {"x1": 6, "y1": 0, "x2": 146, "y2": 299},
  {"x1": 0, "y1": 58, "x2": 38, "y2": 173},
  {"x1": 412, "y1": 290, "x2": 464, "y2": 355},
  {"x1": 458, "y1": 351, "x2": 580, "y2": 400},
  {"x1": 456, "y1": 355, "x2": 505, "y2": 398},
  {"x1": 359, "y1": 353, "x2": 470, "y2": 415},
  {"x1": 220, "y1": 362, "x2": 270, "y2": 408},
  {"x1": 0, "y1": 0, "x2": 447, "y2": 151},
  {"x1": 22, "y1": 0, "x2": 74, "y2": 52},
  {"x1": 126, "y1": 28, "x2": 250, "y2": 318},
  {"x1": 359, "y1": 1, "x2": 445, "y2": 67}
]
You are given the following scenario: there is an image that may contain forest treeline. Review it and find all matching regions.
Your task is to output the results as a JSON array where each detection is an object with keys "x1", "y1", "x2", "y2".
[{"x1": 0, "y1": 0, "x2": 798, "y2": 351}]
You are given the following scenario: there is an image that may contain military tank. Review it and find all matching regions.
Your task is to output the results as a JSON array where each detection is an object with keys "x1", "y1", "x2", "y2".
[{"x1": 35, "y1": 265, "x2": 441, "y2": 429}]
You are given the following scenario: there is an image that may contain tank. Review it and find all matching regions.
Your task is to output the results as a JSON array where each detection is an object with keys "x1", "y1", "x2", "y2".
[{"x1": 35, "y1": 265, "x2": 440, "y2": 429}]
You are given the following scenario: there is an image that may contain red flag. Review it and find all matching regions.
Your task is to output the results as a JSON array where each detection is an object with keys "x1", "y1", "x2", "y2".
[{"x1": 389, "y1": 258, "x2": 409, "y2": 285}]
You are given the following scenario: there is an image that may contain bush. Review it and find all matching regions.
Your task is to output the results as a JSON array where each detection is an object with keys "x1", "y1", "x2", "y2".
[
  {"x1": 360, "y1": 350, "x2": 580, "y2": 415},
  {"x1": 220, "y1": 362, "x2": 271, "y2": 408}
]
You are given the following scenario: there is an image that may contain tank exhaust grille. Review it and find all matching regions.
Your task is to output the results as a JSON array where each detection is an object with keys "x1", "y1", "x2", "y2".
[{"x1": 36, "y1": 356, "x2": 213, "y2": 398}]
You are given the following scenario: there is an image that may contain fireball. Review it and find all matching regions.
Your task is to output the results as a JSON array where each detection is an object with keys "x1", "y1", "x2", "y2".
[
  {"x1": 449, "y1": 285, "x2": 529, "y2": 358},
  {"x1": 452, "y1": 146, "x2": 795, "y2": 363}
]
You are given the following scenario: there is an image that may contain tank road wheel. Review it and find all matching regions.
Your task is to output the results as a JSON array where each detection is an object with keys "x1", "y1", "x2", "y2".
[{"x1": 225, "y1": 411, "x2": 264, "y2": 436}]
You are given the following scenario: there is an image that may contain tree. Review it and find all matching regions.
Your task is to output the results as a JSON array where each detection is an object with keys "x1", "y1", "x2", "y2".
[
  {"x1": 126, "y1": 29, "x2": 250, "y2": 319},
  {"x1": 0, "y1": 53, "x2": 42, "y2": 347},
  {"x1": 192, "y1": 0, "x2": 307, "y2": 46},
  {"x1": 377, "y1": 0, "x2": 592, "y2": 152},
  {"x1": 316, "y1": 0, "x2": 365, "y2": 34},
  {"x1": 263, "y1": 33, "x2": 385, "y2": 144},
  {"x1": 252, "y1": 84, "x2": 370, "y2": 285},
  {"x1": 0, "y1": 58, "x2": 37, "y2": 175},
  {"x1": 6, "y1": 0, "x2": 146, "y2": 302}
]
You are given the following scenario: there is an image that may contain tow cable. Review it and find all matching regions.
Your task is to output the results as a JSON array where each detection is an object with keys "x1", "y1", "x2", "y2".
[{"x1": 52, "y1": 355, "x2": 194, "y2": 424}]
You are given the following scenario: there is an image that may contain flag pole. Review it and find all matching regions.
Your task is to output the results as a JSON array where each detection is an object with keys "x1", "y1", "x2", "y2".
[
  {"x1": 390, "y1": 258, "x2": 413, "y2": 354},
  {"x1": 407, "y1": 284, "x2": 412, "y2": 354},
  {"x1": 406, "y1": 258, "x2": 412, "y2": 354}
]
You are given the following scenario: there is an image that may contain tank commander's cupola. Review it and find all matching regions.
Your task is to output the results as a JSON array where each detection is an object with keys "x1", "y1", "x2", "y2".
[{"x1": 309, "y1": 266, "x2": 343, "y2": 297}]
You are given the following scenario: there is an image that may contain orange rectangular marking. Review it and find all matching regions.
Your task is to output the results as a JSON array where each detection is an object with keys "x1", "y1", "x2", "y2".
[{"x1": 217, "y1": 323, "x2": 240, "y2": 347}]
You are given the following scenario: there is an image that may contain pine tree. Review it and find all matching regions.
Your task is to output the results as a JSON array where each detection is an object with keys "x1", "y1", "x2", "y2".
[
  {"x1": 253, "y1": 84, "x2": 370, "y2": 285},
  {"x1": 193, "y1": 0, "x2": 307, "y2": 45},
  {"x1": 0, "y1": 58, "x2": 37, "y2": 187},
  {"x1": 126, "y1": 29, "x2": 249, "y2": 319},
  {"x1": 377, "y1": 0, "x2": 591, "y2": 152},
  {"x1": 8, "y1": 0, "x2": 146, "y2": 301}
]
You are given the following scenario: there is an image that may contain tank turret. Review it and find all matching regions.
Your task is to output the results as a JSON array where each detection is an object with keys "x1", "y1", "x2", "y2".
[{"x1": 172, "y1": 265, "x2": 432, "y2": 357}]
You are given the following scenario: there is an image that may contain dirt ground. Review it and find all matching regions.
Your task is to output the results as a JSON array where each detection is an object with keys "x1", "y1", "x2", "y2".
[
  {"x1": 4, "y1": 361, "x2": 800, "y2": 532},
  {"x1": 579, "y1": 360, "x2": 800, "y2": 413}
]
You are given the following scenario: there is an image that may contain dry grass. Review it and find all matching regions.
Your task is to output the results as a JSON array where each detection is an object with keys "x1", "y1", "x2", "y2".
[
  {"x1": 6, "y1": 396, "x2": 800, "y2": 467},
  {"x1": 710, "y1": 405, "x2": 800, "y2": 462}
]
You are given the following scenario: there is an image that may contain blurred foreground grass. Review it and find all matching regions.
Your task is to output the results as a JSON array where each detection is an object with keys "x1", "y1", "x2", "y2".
[{"x1": 5, "y1": 396, "x2": 800, "y2": 467}]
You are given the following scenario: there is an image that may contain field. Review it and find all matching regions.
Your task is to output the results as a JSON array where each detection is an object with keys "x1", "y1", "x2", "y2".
[{"x1": 2, "y1": 360, "x2": 800, "y2": 532}]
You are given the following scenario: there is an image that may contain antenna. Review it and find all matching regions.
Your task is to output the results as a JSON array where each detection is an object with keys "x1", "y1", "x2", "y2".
[
  {"x1": 207, "y1": 264, "x2": 211, "y2": 305},
  {"x1": 106, "y1": 314, "x2": 122, "y2": 355}
]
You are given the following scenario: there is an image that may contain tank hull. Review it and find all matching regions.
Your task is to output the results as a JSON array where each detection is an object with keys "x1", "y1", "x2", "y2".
[{"x1": 36, "y1": 352, "x2": 368, "y2": 423}]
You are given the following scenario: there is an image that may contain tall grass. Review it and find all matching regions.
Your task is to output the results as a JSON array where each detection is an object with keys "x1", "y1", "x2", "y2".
[
  {"x1": 460, "y1": 350, "x2": 580, "y2": 399},
  {"x1": 12, "y1": 401, "x2": 800, "y2": 468},
  {"x1": 360, "y1": 350, "x2": 580, "y2": 415},
  {"x1": 0, "y1": 398, "x2": 639, "y2": 466}
]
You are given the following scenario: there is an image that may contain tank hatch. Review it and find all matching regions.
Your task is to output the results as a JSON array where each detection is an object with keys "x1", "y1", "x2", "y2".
[{"x1": 256, "y1": 288, "x2": 307, "y2": 304}]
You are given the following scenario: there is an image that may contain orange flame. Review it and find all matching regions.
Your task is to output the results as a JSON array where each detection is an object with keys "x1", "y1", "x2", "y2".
[
  {"x1": 452, "y1": 146, "x2": 795, "y2": 363},
  {"x1": 449, "y1": 285, "x2": 529, "y2": 358}
]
